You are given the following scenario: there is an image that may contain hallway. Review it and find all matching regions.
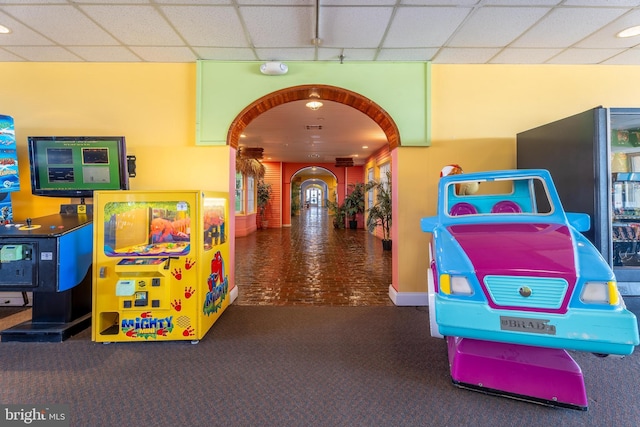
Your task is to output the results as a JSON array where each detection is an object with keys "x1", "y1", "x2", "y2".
[{"x1": 234, "y1": 206, "x2": 394, "y2": 306}]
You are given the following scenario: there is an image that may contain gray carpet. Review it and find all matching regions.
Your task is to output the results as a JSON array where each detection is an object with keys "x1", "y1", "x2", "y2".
[{"x1": 1, "y1": 305, "x2": 639, "y2": 427}]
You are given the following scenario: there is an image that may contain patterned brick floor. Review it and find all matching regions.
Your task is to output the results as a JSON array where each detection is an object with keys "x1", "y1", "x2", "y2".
[{"x1": 234, "y1": 206, "x2": 394, "y2": 306}]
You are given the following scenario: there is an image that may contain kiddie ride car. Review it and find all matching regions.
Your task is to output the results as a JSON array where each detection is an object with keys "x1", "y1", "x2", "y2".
[{"x1": 420, "y1": 169, "x2": 639, "y2": 410}]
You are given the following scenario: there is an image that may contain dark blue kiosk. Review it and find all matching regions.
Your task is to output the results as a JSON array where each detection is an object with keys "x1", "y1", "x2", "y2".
[
  {"x1": 0, "y1": 135, "x2": 129, "y2": 342},
  {"x1": 0, "y1": 212, "x2": 92, "y2": 342}
]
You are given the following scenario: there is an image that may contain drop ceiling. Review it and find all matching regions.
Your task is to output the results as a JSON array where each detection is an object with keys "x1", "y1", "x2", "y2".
[
  {"x1": 3, "y1": 0, "x2": 640, "y2": 165},
  {"x1": 1, "y1": 0, "x2": 640, "y2": 65}
]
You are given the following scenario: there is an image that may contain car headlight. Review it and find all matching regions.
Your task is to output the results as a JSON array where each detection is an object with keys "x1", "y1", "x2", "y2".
[
  {"x1": 439, "y1": 274, "x2": 473, "y2": 295},
  {"x1": 580, "y1": 281, "x2": 620, "y2": 305}
]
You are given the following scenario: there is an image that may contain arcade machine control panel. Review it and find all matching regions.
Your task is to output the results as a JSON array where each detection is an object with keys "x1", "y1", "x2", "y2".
[{"x1": 0, "y1": 213, "x2": 93, "y2": 342}]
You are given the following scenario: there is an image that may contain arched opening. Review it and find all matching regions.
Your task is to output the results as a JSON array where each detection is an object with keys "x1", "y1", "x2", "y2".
[
  {"x1": 228, "y1": 84, "x2": 400, "y2": 151},
  {"x1": 229, "y1": 85, "x2": 400, "y2": 305},
  {"x1": 293, "y1": 166, "x2": 336, "y2": 211}
]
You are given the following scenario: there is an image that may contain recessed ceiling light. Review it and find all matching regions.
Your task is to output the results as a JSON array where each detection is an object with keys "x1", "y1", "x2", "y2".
[
  {"x1": 362, "y1": 145, "x2": 368, "y2": 149},
  {"x1": 306, "y1": 101, "x2": 323, "y2": 111},
  {"x1": 0, "y1": 25, "x2": 11, "y2": 34},
  {"x1": 617, "y1": 25, "x2": 640, "y2": 38}
]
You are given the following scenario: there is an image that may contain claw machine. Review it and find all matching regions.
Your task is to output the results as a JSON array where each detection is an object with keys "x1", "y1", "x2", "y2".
[
  {"x1": 517, "y1": 107, "x2": 640, "y2": 295},
  {"x1": 92, "y1": 190, "x2": 230, "y2": 342}
]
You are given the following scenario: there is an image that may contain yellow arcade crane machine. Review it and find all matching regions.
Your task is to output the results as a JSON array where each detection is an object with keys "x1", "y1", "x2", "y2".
[{"x1": 91, "y1": 190, "x2": 230, "y2": 343}]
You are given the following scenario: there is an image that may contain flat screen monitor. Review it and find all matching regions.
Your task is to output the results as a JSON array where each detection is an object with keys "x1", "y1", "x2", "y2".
[{"x1": 28, "y1": 136, "x2": 129, "y2": 198}]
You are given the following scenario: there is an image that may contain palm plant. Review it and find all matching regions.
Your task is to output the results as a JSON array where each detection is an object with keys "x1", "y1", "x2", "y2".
[
  {"x1": 344, "y1": 182, "x2": 365, "y2": 229},
  {"x1": 366, "y1": 170, "x2": 392, "y2": 249},
  {"x1": 327, "y1": 198, "x2": 347, "y2": 229},
  {"x1": 257, "y1": 179, "x2": 272, "y2": 228}
]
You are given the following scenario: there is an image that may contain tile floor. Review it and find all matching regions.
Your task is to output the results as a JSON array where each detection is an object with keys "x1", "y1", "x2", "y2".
[{"x1": 234, "y1": 206, "x2": 394, "y2": 306}]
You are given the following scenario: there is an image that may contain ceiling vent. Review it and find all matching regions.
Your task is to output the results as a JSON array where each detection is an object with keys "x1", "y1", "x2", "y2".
[
  {"x1": 305, "y1": 125, "x2": 323, "y2": 130},
  {"x1": 335, "y1": 157, "x2": 354, "y2": 167}
]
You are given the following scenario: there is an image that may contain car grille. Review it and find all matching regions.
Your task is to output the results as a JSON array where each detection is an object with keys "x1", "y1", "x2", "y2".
[{"x1": 484, "y1": 275, "x2": 568, "y2": 309}]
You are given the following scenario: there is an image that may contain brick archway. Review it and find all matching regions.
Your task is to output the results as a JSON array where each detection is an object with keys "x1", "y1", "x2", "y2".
[{"x1": 227, "y1": 84, "x2": 400, "y2": 149}]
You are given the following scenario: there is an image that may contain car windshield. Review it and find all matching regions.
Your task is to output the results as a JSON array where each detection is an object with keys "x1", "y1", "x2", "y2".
[{"x1": 445, "y1": 176, "x2": 553, "y2": 217}]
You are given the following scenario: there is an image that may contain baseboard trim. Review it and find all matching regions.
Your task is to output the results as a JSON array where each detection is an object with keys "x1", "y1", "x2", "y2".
[
  {"x1": 389, "y1": 285, "x2": 429, "y2": 306},
  {"x1": 229, "y1": 286, "x2": 238, "y2": 304}
]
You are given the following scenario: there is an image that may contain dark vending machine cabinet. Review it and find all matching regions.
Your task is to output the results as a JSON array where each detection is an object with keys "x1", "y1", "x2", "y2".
[
  {"x1": 0, "y1": 213, "x2": 93, "y2": 341},
  {"x1": 517, "y1": 107, "x2": 640, "y2": 291}
]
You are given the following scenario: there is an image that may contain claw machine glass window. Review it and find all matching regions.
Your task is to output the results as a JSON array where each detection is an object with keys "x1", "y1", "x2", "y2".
[{"x1": 103, "y1": 201, "x2": 191, "y2": 257}]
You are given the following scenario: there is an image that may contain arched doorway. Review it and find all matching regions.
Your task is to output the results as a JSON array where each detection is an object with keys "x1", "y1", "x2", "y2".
[
  {"x1": 294, "y1": 166, "x2": 335, "y2": 211},
  {"x1": 229, "y1": 85, "x2": 401, "y2": 305},
  {"x1": 227, "y1": 85, "x2": 400, "y2": 151}
]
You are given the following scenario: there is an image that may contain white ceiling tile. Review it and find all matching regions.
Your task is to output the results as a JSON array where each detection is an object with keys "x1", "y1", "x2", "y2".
[
  {"x1": 161, "y1": 5, "x2": 248, "y2": 47},
  {"x1": 2, "y1": 5, "x2": 118, "y2": 45},
  {"x1": 317, "y1": 48, "x2": 378, "y2": 61},
  {"x1": 0, "y1": 1, "x2": 639, "y2": 64},
  {"x1": 0, "y1": 0, "x2": 68, "y2": 3},
  {"x1": 546, "y1": 48, "x2": 624, "y2": 64},
  {"x1": 3, "y1": 46, "x2": 83, "y2": 61},
  {"x1": 194, "y1": 47, "x2": 257, "y2": 60},
  {"x1": 484, "y1": 0, "x2": 560, "y2": 4},
  {"x1": 490, "y1": 47, "x2": 563, "y2": 63},
  {"x1": 448, "y1": 7, "x2": 551, "y2": 47},
  {"x1": 0, "y1": 11, "x2": 54, "y2": 45},
  {"x1": 433, "y1": 47, "x2": 502, "y2": 63},
  {"x1": 67, "y1": 46, "x2": 142, "y2": 62},
  {"x1": 602, "y1": 48, "x2": 640, "y2": 65},
  {"x1": 129, "y1": 46, "x2": 198, "y2": 62},
  {"x1": 377, "y1": 48, "x2": 438, "y2": 61},
  {"x1": 320, "y1": 7, "x2": 393, "y2": 48},
  {"x1": 0, "y1": 49, "x2": 23, "y2": 61},
  {"x1": 254, "y1": 48, "x2": 316, "y2": 61},
  {"x1": 323, "y1": 0, "x2": 396, "y2": 4},
  {"x1": 384, "y1": 7, "x2": 473, "y2": 47},
  {"x1": 73, "y1": 0, "x2": 151, "y2": 3},
  {"x1": 237, "y1": 0, "x2": 313, "y2": 4},
  {"x1": 562, "y1": 0, "x2": 639, "y2": 6},
  {"x1": 242, "y1": 6, "x2": 315, "y2": 47},
  {"x1": 156, "y1": 0, "x2": 229, "y2": 4},
  {"x1": 512, "y1": 7, "x2": 628, "y2": 48},
  {"x1": 80, "y1": 5, "x2": 183, "y2": 46},
  {"x1": 576, "y1": 9, "x2": 640, "y2": 48},
  {"x1": 401, "y1": 0, "x2": 479, "y2": 5}
]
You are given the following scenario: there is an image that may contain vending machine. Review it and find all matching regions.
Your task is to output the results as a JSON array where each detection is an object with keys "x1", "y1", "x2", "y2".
[
  {"x1": 517, "y1": 107, "x2": 640, "y2": 294},
  {"x1": 92, "y1": 190, "x2": 230, "y2": 343}
]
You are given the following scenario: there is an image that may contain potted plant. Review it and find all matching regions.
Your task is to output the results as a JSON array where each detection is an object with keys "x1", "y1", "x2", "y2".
[
  {"x1": 291, "y1": 181, "x2": 301, "y2": 216},
  {"x1": 366, "y1": 171, "x2": 392, "y2": 250},
  {"x1": 327, "y1": 198, "x2": 346, "y2": 229},
  {"x1": 344, "y1": 182, "x2": 365, "y2": 229},
  {"x1": 257, "y1": 179, "x2": 272, "y2": 229}
]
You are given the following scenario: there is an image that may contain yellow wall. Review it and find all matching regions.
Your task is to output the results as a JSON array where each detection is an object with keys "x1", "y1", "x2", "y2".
[
  {"x1": 394, "y1": 64, "x2": 640, "y2": 294},
  {"x1": 0, "y1": 63, "x2": 233, "y2": 219},
  {"x1": 3, "y1": 62, "x2": 640, "y2": 298}
]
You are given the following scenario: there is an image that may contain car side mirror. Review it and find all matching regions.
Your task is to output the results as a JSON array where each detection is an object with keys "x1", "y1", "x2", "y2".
[{"x1": 567, "y1": 212, "x2": 591, "y2": 233}]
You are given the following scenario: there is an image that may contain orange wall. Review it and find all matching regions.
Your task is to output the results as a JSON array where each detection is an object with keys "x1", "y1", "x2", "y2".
[{"x1": 261, "y1": 162, "x2": 281, "y2": 228}]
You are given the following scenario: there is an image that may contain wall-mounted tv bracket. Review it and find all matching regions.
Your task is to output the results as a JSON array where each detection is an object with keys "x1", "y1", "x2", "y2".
[{"x1": 127, "y1": 155, "x2": 136, "y2": 178}]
